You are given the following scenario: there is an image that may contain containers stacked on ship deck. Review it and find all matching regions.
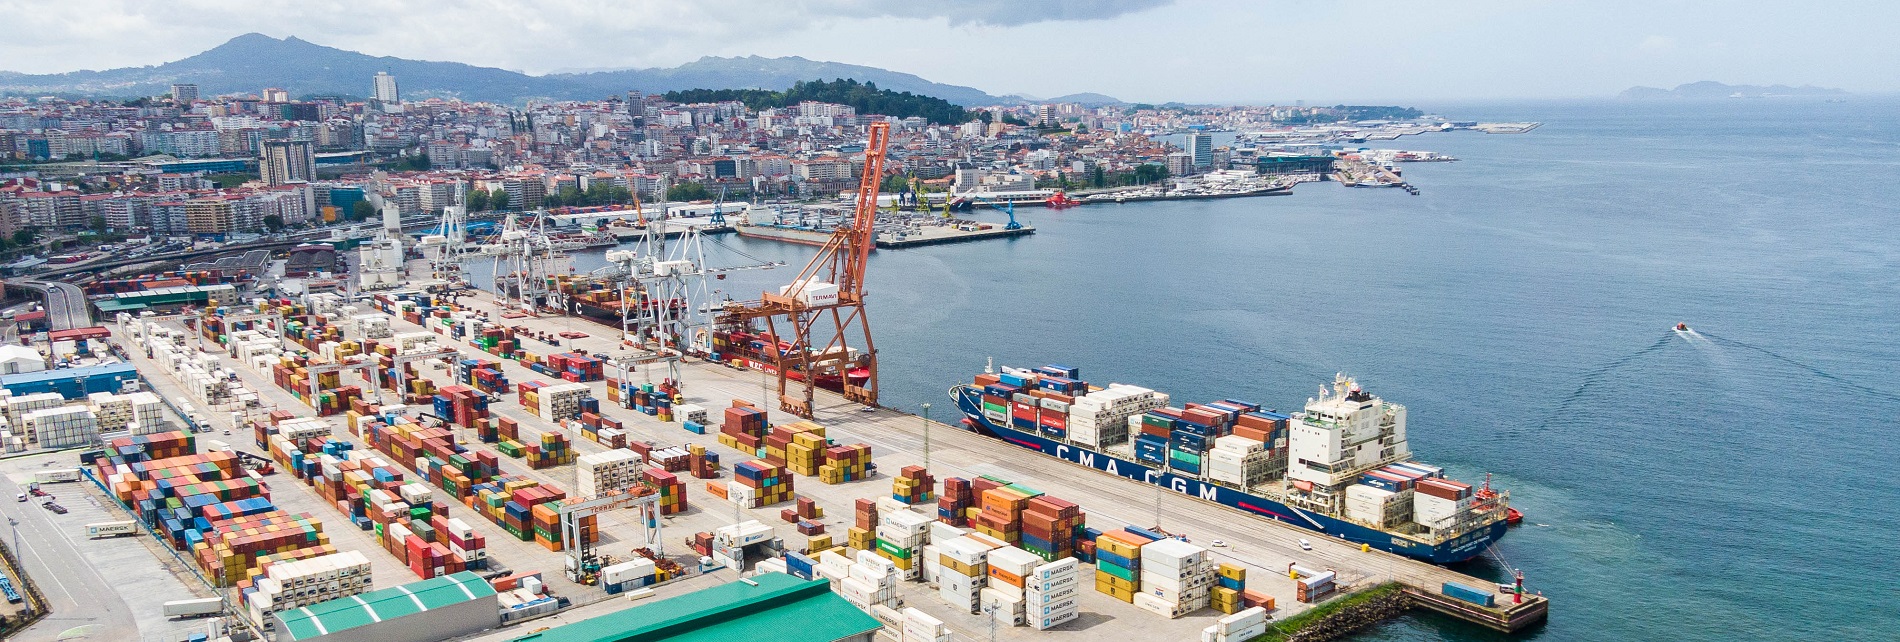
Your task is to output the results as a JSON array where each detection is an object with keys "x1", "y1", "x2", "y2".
[
  {"x1": 1094, "y1": 530, "x2": 1145, "y2": 602},
  {"x1": 1026, "y1": 557, "x2": 1082, "y2": 630},
  {"x1": 1412, "y1": 476, "x2": 1475, "y2": 532},
  {"x1": 1066, "y1": 384, "x2": 1167, "y2": 448},
  {"x1": 892, "y1": 465, "x2": 934, "y2": 503},
  {"x1": 1136, "y1": 537, "x2": 1215, "y2": 618}
]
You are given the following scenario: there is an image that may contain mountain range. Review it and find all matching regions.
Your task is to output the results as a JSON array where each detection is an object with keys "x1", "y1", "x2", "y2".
[
  {"x1": 0, "y1": 33, "x2": 1049, "y2": 107},
  {"x1": 1619, "y1": 81, "x2": 1849, "y2": 99}
]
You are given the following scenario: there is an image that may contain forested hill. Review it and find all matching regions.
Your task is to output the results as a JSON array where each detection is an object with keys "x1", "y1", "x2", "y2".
[{"x1": 664, "y1": 79, "x2": 976, "y2": 124}]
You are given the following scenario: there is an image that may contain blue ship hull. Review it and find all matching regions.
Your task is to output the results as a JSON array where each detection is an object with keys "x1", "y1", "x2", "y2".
[{"x1": 953, "y1": 387, "x2": 1505, "y2": 564}]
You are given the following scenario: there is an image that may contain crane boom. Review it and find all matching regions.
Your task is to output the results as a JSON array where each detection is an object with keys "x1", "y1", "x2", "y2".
[{"x1": 719, "y1": 122, "x2": 891, "y2": 417}]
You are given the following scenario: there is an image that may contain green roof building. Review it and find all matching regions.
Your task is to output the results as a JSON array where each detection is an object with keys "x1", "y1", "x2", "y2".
[
  {"x1": 271, "y1": 571, "x2": 499, "y2": 642},
  {"x1": 510, "y1": 572, "x2": 881, "y2": 642}
]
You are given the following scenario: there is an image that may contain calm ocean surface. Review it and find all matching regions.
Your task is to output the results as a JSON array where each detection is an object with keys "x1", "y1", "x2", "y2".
[{"x1": 488, "y1": 99, "x2": 1900, "y2": 641}]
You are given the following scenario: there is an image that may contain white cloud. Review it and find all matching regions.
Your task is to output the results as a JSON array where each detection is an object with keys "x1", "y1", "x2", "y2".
[{"x1": 0, "y1": 0, "x2": 1894, "y2": 100}]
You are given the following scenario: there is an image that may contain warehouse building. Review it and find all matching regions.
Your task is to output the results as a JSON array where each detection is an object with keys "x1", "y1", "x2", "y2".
[
  {"x1": 271, "y1": 571, "x2": 499, "y2": 642},
  {"x1": 0, "y1": 362, "x2": 139, "y2": 398},
  {"x1": 514, "y1": 572, "x2": 881, "y2": 642}
]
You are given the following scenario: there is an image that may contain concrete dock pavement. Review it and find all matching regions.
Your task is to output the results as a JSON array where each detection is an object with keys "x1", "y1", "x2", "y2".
[
  {"x1": 91, "y1": 279, "x2": 1541, "y2": 639},
  {"x1": 0, "y1": 451, "x2": 214, "y2": 642}
]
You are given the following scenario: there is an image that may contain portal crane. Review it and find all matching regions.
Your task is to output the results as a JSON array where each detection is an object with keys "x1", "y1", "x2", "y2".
[
  {"x1": 720, "y1": 122, "x2": 891, "y2": 417},
  {"x1": 710, "y1": 186, "x2": 728, "y2": 227},
  {"x1": 970, "y1": 195, "x2": 1025, "y2": 231},
  {"x1": 561, "y1": 488, "x2": 663, "y2": 583}
]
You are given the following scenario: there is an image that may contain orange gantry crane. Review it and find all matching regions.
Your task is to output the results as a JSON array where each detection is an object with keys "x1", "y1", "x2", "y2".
[{"x1": 722, "y1": 122, "x2": 891, "y2": 418}]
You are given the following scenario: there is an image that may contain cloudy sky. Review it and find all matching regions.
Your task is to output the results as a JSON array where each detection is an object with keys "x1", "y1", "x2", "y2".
[{"x1": 1, "y1": 0, "x2": 1894, "y2": 102}]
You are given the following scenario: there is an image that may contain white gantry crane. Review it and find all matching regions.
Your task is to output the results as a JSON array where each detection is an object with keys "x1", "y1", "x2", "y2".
[
  {"x1": 605, "y1": 210, "x2": 781, "y2": 388},
  {"x1": 489, "y1": 211, "x2": 565, "y2": 314}
]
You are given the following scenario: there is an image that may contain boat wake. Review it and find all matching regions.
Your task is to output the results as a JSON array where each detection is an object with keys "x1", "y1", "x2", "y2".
[
  {"x1": 1526, "y1": 332, "x2": 1677, "y2": 435},
  {"x1": 1699, "y1": 331, "x2": 1900, "y2": 404}
]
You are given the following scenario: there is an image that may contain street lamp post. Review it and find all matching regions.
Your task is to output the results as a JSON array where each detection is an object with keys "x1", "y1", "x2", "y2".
[{"x1": 920, "y1": 403, "x2": 931, "y2": 471}]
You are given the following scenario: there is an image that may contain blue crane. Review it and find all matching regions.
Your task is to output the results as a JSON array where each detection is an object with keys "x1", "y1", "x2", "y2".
[
  {"x1": 710, "y1": 186, "x2": 728, "y2": 226},
  {"x1": 970, "y1": 196, "x2": 1024, "y2": 230}
]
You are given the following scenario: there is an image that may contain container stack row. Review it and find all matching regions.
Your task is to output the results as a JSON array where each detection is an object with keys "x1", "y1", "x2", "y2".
[
  {"x1": 432, "y1": 385, "x2": 489, "y2": 429},
  {"x1": 765, "y1": 420, "x2": 828, "y2": 475},
  {"x1": 716, "y1": 403, "x2": 768, "y2": 452},
  {"x1": 892, "y1": 465, "x2": 934, "y2": 503},
  {"x1": 576, "y1": 411, "x2": 629, "y2": 448},
  {"x1": 544, "y1": 352, "x2": 605, "y2": 383},
  {"x1": 645, "y1": 467, "x2": 688, "y2": 515},
  {"x1": 728, "y1": 459, "x2": 794, "y2": 507},
  {"x1": 576, "y1": 448, "x2": 643, "y2": 496},
  {"x1": 873, "y1": 507, "x2": 932, "y2": 580},
  {"x1": 240, "y1": 550, "x2": 373, "y2": 626}
]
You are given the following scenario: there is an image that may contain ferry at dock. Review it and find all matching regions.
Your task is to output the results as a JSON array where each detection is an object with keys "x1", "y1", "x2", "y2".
[{"x1": 951, "y1": 365, "x2": 1510, "y2": 564}]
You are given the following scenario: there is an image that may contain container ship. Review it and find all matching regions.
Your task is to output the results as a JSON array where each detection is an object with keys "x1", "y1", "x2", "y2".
[
  {"x1": 951, "y1": 364, "x2": 1511, "y2": 564},
  {"x1": 544, "y1": 274, "x2": 684, "y2": 325},
  {"x1": 705, "y1": 327, "x2": 867, "y2": 392}
]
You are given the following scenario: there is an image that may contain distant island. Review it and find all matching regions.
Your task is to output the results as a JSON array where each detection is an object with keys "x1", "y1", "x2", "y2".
[{"x1": 1619, "y1": 81, "x2": 1848, "y2": 99}]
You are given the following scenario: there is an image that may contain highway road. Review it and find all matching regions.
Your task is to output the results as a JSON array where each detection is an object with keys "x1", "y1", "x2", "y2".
[{"x1": 15, "y1": 280, "x2": 91, "y2": 331}]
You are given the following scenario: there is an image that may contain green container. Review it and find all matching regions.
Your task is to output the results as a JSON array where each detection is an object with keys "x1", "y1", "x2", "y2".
[
  {"x1": 982, "y1": 402, "x2": 1006, "y2": 414},
  {"x1": 875, "y1": 539, "x2": 913, "y2": 559},
  {"x1": 1097, "y1": 561, "x2": 1136, "y2": 581},
  {"x1": 1169, "y1": 450, "x2": 1202, "y2": 466},
  {"x1": 1005, "y1": 483, "x2": 1044, "y2": 498}
]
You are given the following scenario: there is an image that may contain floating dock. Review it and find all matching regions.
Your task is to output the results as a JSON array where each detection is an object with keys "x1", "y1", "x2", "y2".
[
  {"x1": 734, "y1": 223, "x2": 1036, "y2": 249},
  {"x1": 877, "y1": 224, "x2": 1034, "y2": 248}
]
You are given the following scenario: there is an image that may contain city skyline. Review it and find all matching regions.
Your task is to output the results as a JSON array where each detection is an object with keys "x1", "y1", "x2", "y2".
[{"x1": 0, "y1": 1, "x2": 1894, "y2": 103}]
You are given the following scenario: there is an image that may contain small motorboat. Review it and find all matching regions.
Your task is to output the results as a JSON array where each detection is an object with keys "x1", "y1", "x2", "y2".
[{"x1": 1675, "y1": 322, "x2": 1689, "y2": 332}]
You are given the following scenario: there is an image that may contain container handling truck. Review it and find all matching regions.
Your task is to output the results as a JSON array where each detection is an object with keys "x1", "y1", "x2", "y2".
[
  {"x1": 162, "y1": 597, "x2": 223, "y2": 618},
  {"x1": 86, "y1": 521, "x2": 139, "y2": 539}
]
